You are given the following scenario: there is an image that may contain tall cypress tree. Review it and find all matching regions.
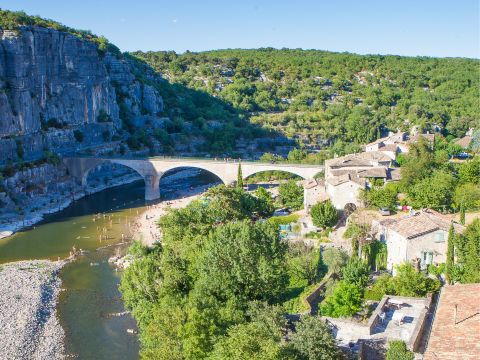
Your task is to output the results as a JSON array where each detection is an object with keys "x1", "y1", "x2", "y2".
[
  {"x1": 445, "y1": 224, "x2": 455, "y2": 284},
  {"x1": 460, "y1": 204, "x2": 466, "y2": 225},
  {"x1": 237, "y1": 163, "x2": 244, "y2": 189}
]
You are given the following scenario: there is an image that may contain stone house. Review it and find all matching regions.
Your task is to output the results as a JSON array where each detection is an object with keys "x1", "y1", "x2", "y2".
[
  {"x1": 372, "y1": 209, "x2": 465, "y2": 273},
  {"x1": 364, "y1": 132, "x2": 409, "y2": 160},
  {"x1": 324, "y1": 151, "x2": 392, "y2": 210}
]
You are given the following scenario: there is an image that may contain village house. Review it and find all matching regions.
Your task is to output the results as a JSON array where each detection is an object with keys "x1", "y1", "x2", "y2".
[
  {"x1": 364, "y1": 131, "x2": 410, "y2": 160},
  {"x1": 372, "y1": 209, "x2": 465, "y2": 273},
  {"x1": 324, "y1": 151, "x2": 393, "y2": 210}
]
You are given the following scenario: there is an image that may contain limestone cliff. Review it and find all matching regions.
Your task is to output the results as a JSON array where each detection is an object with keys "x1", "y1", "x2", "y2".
[{"x1": 0, "y1": 26, "x2": 163, "y2": 164}]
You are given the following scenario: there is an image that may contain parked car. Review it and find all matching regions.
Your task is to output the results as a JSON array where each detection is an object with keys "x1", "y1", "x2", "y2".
[
  {"x1": 456, "y1": 152, "x2": 471, "y2": 159},
  {"x1": 379, "y1": 207, "x2": 391, "y2": 216},
  {"x1": 273, "y1": 208, "x2": 290, "y2": 216}
]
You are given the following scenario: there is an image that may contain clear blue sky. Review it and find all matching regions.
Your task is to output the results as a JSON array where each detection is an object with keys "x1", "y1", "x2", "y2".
[{"x1": 1, "y1": 0, "x2": 479, "y2": 58}]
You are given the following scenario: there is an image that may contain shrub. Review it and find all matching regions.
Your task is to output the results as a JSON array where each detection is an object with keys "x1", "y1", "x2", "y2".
[
  {"x1": 311, "y1": 200, "x2": 338, "y2": 228},
  {"x1": 342, "y1": 258, "x2": 370, "y2": 288},
  {"x1": 392, "y1": 263, "x2": 441, "y2": 297},
  {"x1": 97, "y1": 109, "x2": 112, "y2": 122},
  {"x1": 386, "y1": 340, "x2": 414, "y2": 360},
  {"x1": 320, "y1": 280, "x2": 363, "y2": 318},
  {"x1": 73, "y1": 130, "x2": 84, "y2": 142},
  {"x1": 321, "y1": 248, "x2": 348, "y2": 275},
  {"x1": 364, "y1": 274, "x2": 395, "y2": 301}
]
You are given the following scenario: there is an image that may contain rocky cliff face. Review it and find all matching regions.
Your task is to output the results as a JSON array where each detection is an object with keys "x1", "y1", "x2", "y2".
[{"x1": 0, "y1": 26, "x2": 163, "y2": 164}]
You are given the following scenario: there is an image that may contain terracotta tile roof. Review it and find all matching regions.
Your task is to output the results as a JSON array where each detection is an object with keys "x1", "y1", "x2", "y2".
[
  {"x1": 387, "y1": 168, "x2": 402, "y2": 181},
  {"x1": 454, "y1": 136, "x2": 472, "y2": 148},
  {"x1": 410, "y1": 133, "x2": 435, "y2": 143},
  {"x1": 424, "y1": 284, "x2": 480, "y2": 360},
  {"x1": 326, "y1": 151, "x2": 392, "y2": 168},
  {"x1": 365, "y1": 132, "x2": 407, "y2": 148},
  {"x1": 378, "y1": 209, "x2": 465, "y2": 239},
  {"x1": 379, "y1": 143, "x2": 399, "y2": 152},
  {"x1": 356, "y1": 167, "x2": 388, "y2": 178},
  {"x1": 326, "y1": 173, "x2": 366, "y2": 187}
]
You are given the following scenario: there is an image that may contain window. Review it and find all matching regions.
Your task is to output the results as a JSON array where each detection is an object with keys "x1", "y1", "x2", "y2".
[
  {"x1": 434, "y1": 232, "x2": 445, "y2": 243},
  {"x1": 421, "y1": 251, "x2": 433, "y2": 270}
]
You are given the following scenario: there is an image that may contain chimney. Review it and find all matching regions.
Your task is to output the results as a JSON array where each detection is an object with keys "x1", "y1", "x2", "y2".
[{"x1": 454, "y1": 304, "x2": 458, "y2": 325}]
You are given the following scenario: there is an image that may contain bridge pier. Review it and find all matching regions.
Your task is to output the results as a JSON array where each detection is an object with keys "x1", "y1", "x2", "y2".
[{"x1": 144, "y1": 173, "x2": 161, "y2": 201}]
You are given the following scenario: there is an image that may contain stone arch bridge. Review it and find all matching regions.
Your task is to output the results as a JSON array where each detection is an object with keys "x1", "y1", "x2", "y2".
[{"x1": 63, "y1": 157, "x2": 324, "y2": 201}]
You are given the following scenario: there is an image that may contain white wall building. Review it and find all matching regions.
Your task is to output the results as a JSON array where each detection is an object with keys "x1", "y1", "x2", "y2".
[{"x1": 372, "y1": 209, "x2": 465, "y2": 273}]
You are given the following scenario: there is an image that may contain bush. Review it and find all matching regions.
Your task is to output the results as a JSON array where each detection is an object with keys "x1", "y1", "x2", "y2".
[
  {"x1": 364, "y1": 273, "x2": 395, "y2": 301},
  {"x1": 267, "y1": 214, "x2": 300, "y2": 227},
  {"x1": 386, "y1": 340, "x2": 414, "y2": 360},
  {"x1": 97, "y1": 109, "x2": 112, "y2": 122},
  {"x1": 427, "y1": 263, "x2": 445, "y2": 277},
  {"x1": 321, "y1": 248, "x2": 348, "y2": 275},
  {"x1": 311, "y1": 200, "x2": 338, "y2": 228},
  {"x1": 320, "y1": 280, "x2": 363, "y2": 318},
  {"x1": 73, "y1": 130, "x2": 84, "y2": 143},
  {"x1": 342, "y1": 258, "x2": 370, "y2": 288},
  {"x1": 392, "y1": 263, "x2": 441, "y2": 297}
]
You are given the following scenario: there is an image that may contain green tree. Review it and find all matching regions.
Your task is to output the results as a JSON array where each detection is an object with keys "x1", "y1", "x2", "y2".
[
  {"x1": 321, "y1": 280, "x2": 363, "y2": 318},
  {"x1": 198, "y1": 220, "x2": 288, "y2": 302},
  {"x1": 342, "y1": 258, "x2": 370, "y2": 288},
  {"x1": 361, "y1": 185, "x2": 398, "y2": 209},
  {"x1": 321, "y1": 248, "x2": 348, "y2": 274},
  {"x1": 237, "y1": 163, "x2": 244, "y2": 189},
  {"x1": 287, "y1": 243, "x2": 322, "y2": 285},
  {"x1": 445, "y1": 224, "x2": 455, "y2": 284},
  {"x1": 278, "y1": 180, "x2": 304, "y2": 210},
  {"x1": 287, "y1": 148, "x2": 307, "y2": 162},
  {"x1": 407, "y1": 170, "x2": 456, "y2": 210},
  {"x1": 456, "y1": 219, "x2": 480, "y2": 283},
  {"x1": 208, "y1": 303, "x2": 287, "y2": 360},
  {"x1": 454, "y1": 183, "x2": 480, "y2": 214},
  {"x1": 386, "y1": 340, "x2": 414, "y2": 360},
  {"x1": 310, "y1": 200, "x2": 339, "y2": 228},
  {"x1": 457, "y1": 157, "x2": 480, "y2": 184},
  {"x1": 254, "y1": 186, "x2": 275, "y2": 217},
  {"x1": 392, "y1": 263, "x2": 441, "y2": 297},
  {"x1": 289, "y1": 315, "x2": 344, "y2": 360}
]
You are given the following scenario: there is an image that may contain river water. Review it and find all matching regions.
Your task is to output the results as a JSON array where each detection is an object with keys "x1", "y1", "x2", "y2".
[{"x1": 0, "y1": 169, "x2": 220, "y2": 359}]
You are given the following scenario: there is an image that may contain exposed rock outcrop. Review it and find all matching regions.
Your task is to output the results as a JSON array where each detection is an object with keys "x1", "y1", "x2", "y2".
[{"x1": 0, "y1": 26, "x2": 164, "y2": 163}]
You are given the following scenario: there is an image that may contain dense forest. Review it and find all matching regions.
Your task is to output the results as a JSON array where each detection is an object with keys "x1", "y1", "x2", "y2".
[{"x1": 132, "y1": 49, "x2": 479, "y2": 153}]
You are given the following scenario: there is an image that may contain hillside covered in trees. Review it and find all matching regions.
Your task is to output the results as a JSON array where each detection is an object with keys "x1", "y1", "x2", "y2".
[{"x1": 133, "y1": 49, "x2": 479, "y2": 153}]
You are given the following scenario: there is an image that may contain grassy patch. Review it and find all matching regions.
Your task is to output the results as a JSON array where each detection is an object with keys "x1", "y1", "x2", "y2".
[{"x1": 267, "y1": 214, "x2": 300, "y2": 227}]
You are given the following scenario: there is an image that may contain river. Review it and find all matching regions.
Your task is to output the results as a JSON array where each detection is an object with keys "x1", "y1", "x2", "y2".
[{"x1": 0, "y1": 169, "x2": 220, "y2": 359}]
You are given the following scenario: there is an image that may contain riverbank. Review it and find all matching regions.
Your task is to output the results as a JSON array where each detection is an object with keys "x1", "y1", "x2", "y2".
[
  {"x1": 0, "y1": 172, "x2": 142, "y2": 237},
  {"x1": 0, "y1": 260, "x2": 66, "y2": 360},
  {"x1": 134, "y1": 183, "x2": 212, "y2": 246}
]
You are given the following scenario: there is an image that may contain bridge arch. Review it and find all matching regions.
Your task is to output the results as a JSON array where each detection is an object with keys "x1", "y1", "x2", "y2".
[
  {"x1": 64, "y1": 158, "x2": 161, "y2": 200},
  {"x1": 155, "y1": 163, "x2": 236, "y2": 186}
]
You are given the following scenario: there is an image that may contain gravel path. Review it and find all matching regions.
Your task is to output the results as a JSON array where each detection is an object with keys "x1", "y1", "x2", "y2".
[{"x1": 0, "y1": 260, "x2": 66, "y2": 360}]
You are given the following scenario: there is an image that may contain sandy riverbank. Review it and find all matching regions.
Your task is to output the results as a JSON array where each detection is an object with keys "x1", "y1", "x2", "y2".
[
  {"x1": 133, "y1": 184, "x2": 212, "y2": 247},
  {"x1": 0, "y1": 260, "x2": 66, "y2": 360}
]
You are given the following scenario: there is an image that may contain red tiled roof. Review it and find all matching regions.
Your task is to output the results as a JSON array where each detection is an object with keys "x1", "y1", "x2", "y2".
[
  {"x1": 454, "y1": 136, "x2": 472, "y2": 148},
  {"x1": 378, "y1": 209, "x2": 465, "y2": 239},
  {"x1": 424, "y1": 284, "x2": 480, "y2": 360}
]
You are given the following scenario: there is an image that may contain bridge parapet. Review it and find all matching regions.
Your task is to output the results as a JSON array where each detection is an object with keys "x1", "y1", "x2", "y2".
[{"x1": 63, "y1": 156, "x2": 324, "y2": 201}]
